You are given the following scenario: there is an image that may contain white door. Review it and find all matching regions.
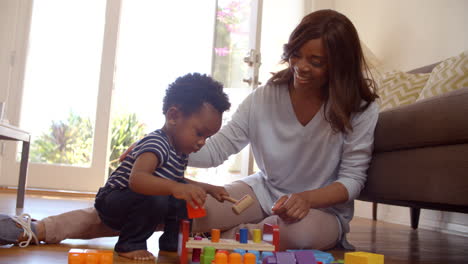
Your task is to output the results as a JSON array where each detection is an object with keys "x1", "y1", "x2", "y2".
[
  {"x1": 184, "y1": 0, "x2": 264, "y2": 185},
  {"x1": 3, "y1": 0, "x2": 120, "y2": 192},
  {"x1": 3, "y1": 0, "x2": 266, "y2": 192}
]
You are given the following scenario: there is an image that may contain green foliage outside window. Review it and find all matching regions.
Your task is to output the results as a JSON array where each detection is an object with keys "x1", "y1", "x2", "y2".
[
  {"x1": 30, "y1": 111, "x2": 146, "y2": 175},
  {"x1": 30, "y1": 111, "x2": 93, "y2": 166},
  {"x1": 108, "y1": 113, "x2": 146, "y2": 174}
]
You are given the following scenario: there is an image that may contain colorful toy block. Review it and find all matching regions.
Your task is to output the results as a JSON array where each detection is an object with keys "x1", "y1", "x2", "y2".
[
  {"x1": 293, "y1": 250, "x2": 317, "y2": 264},
  {"x1": 212, "y1": 229, "x2": 221, "y2": 242},
  {"x1": 229, "y1": 252, "x2": 243, "y2": 264},
  {"x1": 264, "y1": 256, "x2": 277, "y2": 264},
  {"x1": 240, "y1": 228, "x2": 249, "y2": 243},
  {"x1": 253, "y1": 229, "x2": 262, "y2": 243},
  {"x1": 233, "y1": 249, "x2": 247, "y2": 255},
  {"x1": 287, "y1": 249, "x2": 334, "y2": 264},
  {"x1": 275, "y1": 252, "x2": 296, "y2": 264},
  {"x1": 261, "y1": 251, "x2": 274, "y2": 261},
  {"x1": 191, "y1": 237, "x2": 203, "y2": 264},
  {"x1": 344, "y1": 252, "x2": 384, "y2": 264},
  {"x1": 244, "y1": 252, "x2": 257, "y2": 264},
  {"x1": 248, "y1": 250, "x2": 261, "y2": 264},
  {"x1": 68, "y1": 249, "x2": 113, "y2": 264},
  {"x1": 215, "y1": 252, "x2": 228, "y2": 264},
  {"x1": 186, "y1": 203, "x2": 206, "y2": 219}
]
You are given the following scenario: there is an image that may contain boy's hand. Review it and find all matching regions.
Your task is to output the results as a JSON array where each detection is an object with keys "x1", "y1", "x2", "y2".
[
  {"x1": 271, "y1": 193, "x2": 310, "y2": 223},
  {"x1": 172, "y1": 183, "x2": 207, "y2": 209},
  {"x1": 205, "y1": 185, "x2": 229, "y2": 202}
]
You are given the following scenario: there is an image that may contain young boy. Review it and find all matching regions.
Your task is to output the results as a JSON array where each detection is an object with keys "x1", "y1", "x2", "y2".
[{"x1": 94, "y1": 73, "x2": 231, "y2": 260}]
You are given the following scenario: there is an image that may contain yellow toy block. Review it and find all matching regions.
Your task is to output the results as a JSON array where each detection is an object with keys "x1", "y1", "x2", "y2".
[
  {"x1": 68, "y1": 248, "x2": 113, "y2": 264},
  {"x1": 344, "y1": 251, "x2": 384, "y2": 264}
]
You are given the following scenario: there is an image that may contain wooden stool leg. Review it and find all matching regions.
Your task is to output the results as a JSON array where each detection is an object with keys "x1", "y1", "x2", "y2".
[
  {"x1": 17, "y1": 140, "x2": 30, "y2": 208},
  {"x1": 372, "y1": 202, "x2": 378, "y2": 221}
]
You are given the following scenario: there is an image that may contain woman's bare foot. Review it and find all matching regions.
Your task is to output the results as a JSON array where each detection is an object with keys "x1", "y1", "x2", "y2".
[
  {"x1": 33, "y1": 221, "x2": 46, "y2": 241},
  {"x1": 118, "y1": 250, "x2": 155, "y2": 260}
]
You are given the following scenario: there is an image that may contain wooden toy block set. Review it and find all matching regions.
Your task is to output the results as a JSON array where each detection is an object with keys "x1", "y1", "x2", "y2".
[
  {"x1": 176, "y1": 219, "x2": 384, "y2": 264},
  {"x1": 67, "y1": 194, "x2": 384, "y2": 264},
  {"x1": 177, "y1": 219, "x2": 280, "y2": 264}
]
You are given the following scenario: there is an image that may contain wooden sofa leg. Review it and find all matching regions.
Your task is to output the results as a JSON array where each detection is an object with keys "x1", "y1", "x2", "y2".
[
  {"x1": 410, "y1": 207, "x2": 421, "y2": 229},
  {"x1": 372, "y1": 202, "x2": 378, "y2": 220}
]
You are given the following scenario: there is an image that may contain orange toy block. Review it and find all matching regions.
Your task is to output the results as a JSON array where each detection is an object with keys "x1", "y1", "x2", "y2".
[
  {"x1": 344, "y1": 251, "x2": 384, "y2": 264},
  {"x1": 68, "y1": 248, "x2": 113, "y2": 264},
  {"x1": 211, "y1": 229, "x2": 221, "y2": 242}
]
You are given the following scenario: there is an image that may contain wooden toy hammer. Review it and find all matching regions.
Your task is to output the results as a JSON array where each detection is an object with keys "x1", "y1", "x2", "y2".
[{"x1": 222, "y1": 195, "x2": 254, "y2": 215}]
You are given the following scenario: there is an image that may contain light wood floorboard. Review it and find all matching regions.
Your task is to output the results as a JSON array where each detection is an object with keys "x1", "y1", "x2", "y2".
[{"x1": 0, "y1": 192, "x2": 467, "y2": 264}]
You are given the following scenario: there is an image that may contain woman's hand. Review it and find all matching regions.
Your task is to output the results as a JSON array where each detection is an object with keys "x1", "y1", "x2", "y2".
[
  {"x1": 119, "y1": 142, "x2": 137, "y2": 162},
  {"x1": 205, "y1": 185, "x2": 229, "y2": 202},
  {"x1": 171, "y1": 183, "x2": 207, "y2": 209},
  {"x1": 271, "y1": 193, "x2": 310, "y2": 223}
]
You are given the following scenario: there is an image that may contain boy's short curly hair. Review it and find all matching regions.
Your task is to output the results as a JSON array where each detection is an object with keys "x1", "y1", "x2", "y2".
[{"x1": 162, "y1": 73, "x2": 231, "y2": 116}]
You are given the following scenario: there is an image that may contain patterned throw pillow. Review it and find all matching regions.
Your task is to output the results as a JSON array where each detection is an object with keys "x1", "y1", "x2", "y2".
[
  {"x1": 417, "y1": 50, "x2": 468, "y2": 101},
  {"x1": 377, "y1": 71, "x2": 430, "y2": 111}
]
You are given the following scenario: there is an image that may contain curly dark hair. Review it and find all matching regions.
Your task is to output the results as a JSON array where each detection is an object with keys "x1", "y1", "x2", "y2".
[
  {"x1": 269, "y1": 9, "x2": 378, "y2": 133},
  {"x1": 162, "y1": 73, "x2": 231, "y2": 116}
]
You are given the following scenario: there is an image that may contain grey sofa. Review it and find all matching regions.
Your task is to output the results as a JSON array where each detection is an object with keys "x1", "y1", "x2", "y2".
[{"x1": 358, "y1": 63, "x2": 468, "y2": 229}]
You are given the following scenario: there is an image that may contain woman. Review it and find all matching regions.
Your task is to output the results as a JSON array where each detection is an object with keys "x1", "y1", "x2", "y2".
[
  {"x1": 189, "y1": 9, "x2": 378, "y2": 250},
  {"x1": 1, "y1": 9, "x2": 378, "y2": 252}
]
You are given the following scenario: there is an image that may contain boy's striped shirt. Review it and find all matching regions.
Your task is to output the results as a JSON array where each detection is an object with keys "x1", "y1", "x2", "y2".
[{"x1": 105, "y1": 129, "x2": 188, "y2": 189}]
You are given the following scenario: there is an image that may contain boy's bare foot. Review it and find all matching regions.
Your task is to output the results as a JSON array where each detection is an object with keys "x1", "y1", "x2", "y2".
[{"x1": 118, "y1": 250, "x2": 155, "y2": 260}]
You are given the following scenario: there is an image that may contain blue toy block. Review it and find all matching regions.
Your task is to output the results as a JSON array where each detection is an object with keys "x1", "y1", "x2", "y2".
[
  {"x1": 233, "y1": 249, "x2": 246, "y2": 256},
  {"x1": 261, "y1": 251, "x2": 274, "y2": 260},
  {"x1": 239, "y1": 228, "x2": 248, "y2": 243}
]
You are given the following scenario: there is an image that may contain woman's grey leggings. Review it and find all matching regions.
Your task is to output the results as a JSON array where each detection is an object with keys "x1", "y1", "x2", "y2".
[{"x1": 42, "y1": 181, "x2": 340, "y2": 250}]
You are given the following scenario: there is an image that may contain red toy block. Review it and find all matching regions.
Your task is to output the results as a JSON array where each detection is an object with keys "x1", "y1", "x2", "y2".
[
  {"x1": 178, "y1": 220, "x2": 191, "y2": 264},
  {"x1": 186, "y1": 203, "x2": 206, "y2": 219},
  {"x1": 263, "y1": 223, "x2": 280, "y2": 252}
]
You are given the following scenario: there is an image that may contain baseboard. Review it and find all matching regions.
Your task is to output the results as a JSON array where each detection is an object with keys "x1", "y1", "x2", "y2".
[
  {"x1": 0, "y1": 186, "x2": 95, "y2": 198},
  {"x1": 419, "y1": 210, "x2": 468, "y2": 237},
  {"x1": 354, "y1": 201, "x2": 468, "y2": 237}
]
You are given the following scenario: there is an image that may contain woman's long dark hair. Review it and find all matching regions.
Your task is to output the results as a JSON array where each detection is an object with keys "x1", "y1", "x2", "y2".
[{"x1": 269, "y1": 9, "x2": 378, "y2": 133}]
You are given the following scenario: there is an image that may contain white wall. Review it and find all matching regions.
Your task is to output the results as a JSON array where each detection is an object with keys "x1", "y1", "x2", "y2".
[
  {"x1": 308, "y1": 0, "x2": 468, "y2": 236},
  {"x1": 333, "y1": 0, "x2": 468, "y2": 71}
]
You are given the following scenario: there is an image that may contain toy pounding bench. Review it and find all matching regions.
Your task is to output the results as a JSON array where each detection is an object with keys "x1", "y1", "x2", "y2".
[{"x1": 177, "y1": 219, "x2": 280, "y2": 264}]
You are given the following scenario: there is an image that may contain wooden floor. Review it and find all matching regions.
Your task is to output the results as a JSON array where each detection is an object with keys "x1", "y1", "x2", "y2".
[{"x1": 0, "y1": 192, "x2": 467, "y2": 264}]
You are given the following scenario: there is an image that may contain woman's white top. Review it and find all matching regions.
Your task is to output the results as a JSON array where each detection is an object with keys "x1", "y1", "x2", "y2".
[{"x1": 189, "y1": 82, "x2": 379, "y2": 248}]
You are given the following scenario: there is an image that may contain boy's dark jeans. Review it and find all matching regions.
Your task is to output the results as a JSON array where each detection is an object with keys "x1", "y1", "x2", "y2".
[{"x1": 94, "y1": 187, "x2": 187, "y2": 253}]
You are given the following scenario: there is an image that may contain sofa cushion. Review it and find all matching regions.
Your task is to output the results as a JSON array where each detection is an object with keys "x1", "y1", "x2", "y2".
[
  {"x1": 377, "y1": 71, "x2": 430, "y2": 111},
  {"x1": 417, "y1": 50, "x2": 468, "y2": 101},
  {"x1": 374, "y1": 87, "x2": 468, "y2": 152}
]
